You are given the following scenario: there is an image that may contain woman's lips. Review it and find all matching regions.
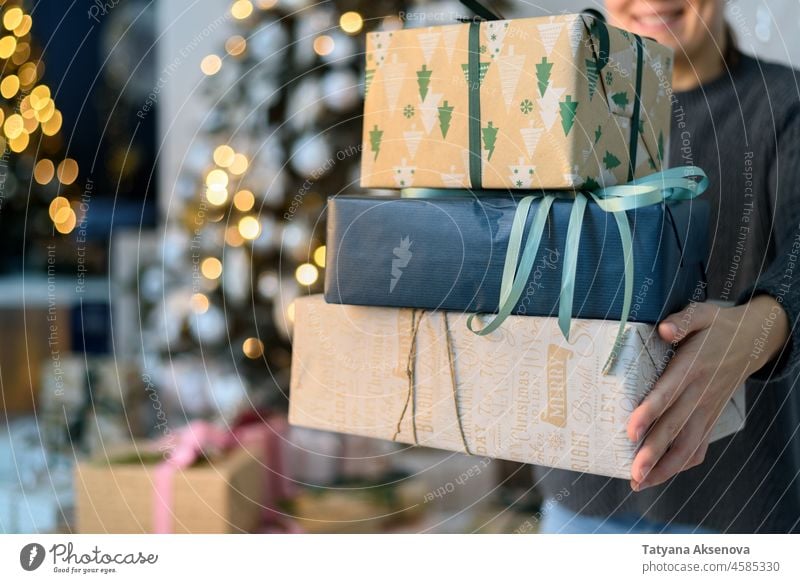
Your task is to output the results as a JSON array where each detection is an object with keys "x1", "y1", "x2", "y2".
[{"x1": 632, "y1": 10, "x2": 684, "y2": 33}]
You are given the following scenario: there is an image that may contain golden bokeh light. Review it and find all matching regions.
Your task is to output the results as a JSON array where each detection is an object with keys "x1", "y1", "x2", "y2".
[
  {"x1": 313, "y1": 35, "x2": 334, "y2": 57},
  {"x1": 12, "y1": 42, "x2": 30, "y2": 65},
  {"x1": 22, "y1": 112, "x2": 38, "y2": 133},
  {"x1": 190, "y1": 293, "x2": 210, "y2": 314},
  {"x1": 4, "y1": 113, "x2": 23, "y2": 139},
  {"x1": 228, "y1": 153, "x2": 248, "y2": 175},
  {"x1": 0, "y1": 35, "x2": 16, "y2": 58},
  {"x1": 242, "y1": 337, "x2": 264, "y2": 359},
  {"x1": 201, "y1": 257, "x2": 223, "y2": 279},
  {"x1": 57, "y1": 158, "x2": 79, "y2": 185},
  {"x1": 35, "y1": 99, "x2": 55, "y2": 123},
  {"x1": 18, "y1": 62, "x2": 36, "y2": 85},
  {"x1": 313, "y1": 245, "x2": 326, "y2": 268},
  {"x1": 295, "y1": 263, "x2": 319, "y2": 286},
  {"x1": 225, "y1": 35, "x2": 246, "y2": 56},
  {"x1": 340, "y1": 12, "x2": 363, "y2": 35},
  {"x1": 238, "y1": 215, "x2": 260, "y2": 240},
  {"x1": 200, "y1": 54, "x2": 222, "y2": 75},
  {"x1": 34, "y1": 159, "x2": 55, "y2": 184},
  {"x1": 233, "y1": 189, "x2": 255, "y2": 212},
  {"x1": 0, "y1": 74, "x2": 19, "y2": 98},
  {"x1": 205, "y1": 186, "x2": 228, "y2": 206},
  {"x1": 225, "y1": 226, "x2": 244, "y2": 247},
  {"x1": 41, "y1": 110, "x2": 62, "y2": 136},
  {"x1": 3, "y1": 7, "x2": 23, "y2": 31},
  {"x1": 13, "y1": 14, "x2": 32, "y2": 37},
  {"x1": 231, "y1": 0, "x2": 253, "y2": 19},
  {"x1": 213, "y1": 144, "x2": 235, "y2": 167},
  {"x1": 256, "y1": 0, "x2": 277, "y2": 9},
  {"x1": 48, "y1": 196, "x2": 70, "y2": 222},
  {"x1": 29, "y1": 84, "x2": 50, "y2": 109},
  {"x1": 9, "y1": 131, "x2": 29, "y2": 152},
  {"x1": 54, "y1": 208, "x2": 77, "y2": 234},
  {"x1": 205, "y1": 168, "x2": 228, "y2": 190}
]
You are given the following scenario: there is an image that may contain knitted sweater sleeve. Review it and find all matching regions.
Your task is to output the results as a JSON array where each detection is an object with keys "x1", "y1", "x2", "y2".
[{"x1": 738, "y1": 100, "x2": 800, "y2": 382}]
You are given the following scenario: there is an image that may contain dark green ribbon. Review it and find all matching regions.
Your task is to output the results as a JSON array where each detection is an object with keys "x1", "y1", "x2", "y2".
[
  {"x1": 467, "y1": 21, "x2": 482, "y2": 188},
  {"x1": 402, "y1": 166, "x2": 710, "y2": 373},
  {"x1": 628, "y1": 33, "x2": 645, "y2": 181}
]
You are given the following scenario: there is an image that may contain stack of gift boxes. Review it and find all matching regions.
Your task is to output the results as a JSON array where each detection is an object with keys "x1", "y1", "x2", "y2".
[{"x1": 289, "y1": 11, "x2": 745, "y2": 479}]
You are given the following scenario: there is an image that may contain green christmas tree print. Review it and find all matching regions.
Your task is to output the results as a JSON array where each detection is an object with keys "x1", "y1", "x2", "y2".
[
  {"x1": 482, "y1": 121, "x2": 499, "y2": 160},
  {"x1": 461, "y1": 62, "x2": 491, "y2": 87},
  {"x1": 611, "y1": 91, "x2": 630, "y2": 109},
  {"x1": 582, "y1": 176, "x2": 600, "y2": 191},
  {"x1": 369, "y1": 125, "x2": 383, "y2": 161},
  {"x1": 365, "y1": 69, "x2": 375, "y2": 96},
  {"x1": 657, "y1": 130, "x2": 664, "y2": 161},
  {"x1": 535, "y1": 57, "x2": 552, "y2": 97},
  {"x1": 603, "y1": 150, "x2": 621, "y2": 170},
  {"x1": 438, "y1": 101, "x2": 454, "y2": 138},
  {"x1": 417, "y1": 64, "x2": 432, "y2": 100},
  {"x1": 559, "y1": 95, "x2": 578, "y2": 136},
  {"x1": 594, "y1": 124, "x2": 602, "y2": 144}
]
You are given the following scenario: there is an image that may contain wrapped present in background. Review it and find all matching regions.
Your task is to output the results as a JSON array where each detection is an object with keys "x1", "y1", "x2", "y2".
[
  {"x1": 74, "y1": 417, "x2": 290, "y2": 533},
  {"x1": 289, "y1": 296, "x2": 745, "y2": 480},
  {"x1": 324, "y1": 194, "x2": 708, "y2": 324},
  {"x1": 361, "y1": 13, "x2": 673, "y2": 190}
]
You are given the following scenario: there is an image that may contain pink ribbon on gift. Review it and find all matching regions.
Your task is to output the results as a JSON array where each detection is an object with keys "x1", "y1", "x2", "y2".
[{"x1": 152, "y1": 416, "x2": 293, "y2": 533}]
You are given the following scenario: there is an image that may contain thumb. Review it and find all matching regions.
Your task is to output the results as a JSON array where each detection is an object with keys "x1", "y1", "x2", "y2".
[{"x1": 658, "y1": 302, "x2": 719, "y2": 343}]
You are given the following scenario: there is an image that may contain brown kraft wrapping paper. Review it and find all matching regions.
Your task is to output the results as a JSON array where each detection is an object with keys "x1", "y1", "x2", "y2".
[
  {"x1": 289, "y1": 296, "x2": 745, "y2": 479},
  {"x1": 361, "y1": 14, "x2": 673, "y2": 190}
]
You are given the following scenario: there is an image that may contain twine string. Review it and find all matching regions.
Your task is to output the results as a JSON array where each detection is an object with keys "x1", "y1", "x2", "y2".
[{"x1": 392, "y1": 309, "x2": 472, "y2": 456}]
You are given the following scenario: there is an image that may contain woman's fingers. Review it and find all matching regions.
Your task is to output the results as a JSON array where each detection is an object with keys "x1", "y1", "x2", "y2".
[
  {"x1": 627, "y1": 341, "x2": 703, "y2": 442},
  {"x1": 632, "y1": 412, "x2": 709, "y2": 491},
  {"x1": 658, "y1": 302, "x2": 720, "y2": 344},
  {"x1": 630, "y1": 383, "x2": 705, "y2": 484}
]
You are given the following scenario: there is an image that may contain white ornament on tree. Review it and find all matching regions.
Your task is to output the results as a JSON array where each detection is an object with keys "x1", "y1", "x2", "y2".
[
  {"x1": 290, "y1": 132, "x2": 331, "y2": 176},
  {"x1": 321, "y1": 69, "x2": 360, "y2": 112}
]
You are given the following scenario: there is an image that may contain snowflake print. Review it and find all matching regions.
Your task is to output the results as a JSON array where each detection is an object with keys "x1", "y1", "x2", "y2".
[
  {"x1": 605, "y1": 70, "x2": 613, "y2": 86},
  {"x1": 546, "y1": 432, "x2": 565, "y2": 451},
  {"x1": 403, "y1": 104, "x2": 415, "y2": 119},
  {"x1": 519, "y1": 98, "x2": 533, "y2": 114}
]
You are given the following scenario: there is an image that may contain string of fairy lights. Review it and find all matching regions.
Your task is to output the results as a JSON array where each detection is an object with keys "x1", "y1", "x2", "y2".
[
  {"x1": 188, "y1": 0, "x2": 367, "y2": 361},
  {"x1": 0, "y1": 1, "x2": 78, "y2": 234}
]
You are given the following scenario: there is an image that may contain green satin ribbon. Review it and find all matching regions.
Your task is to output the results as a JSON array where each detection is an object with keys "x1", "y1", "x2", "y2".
[{"x1": 401, "y1": 166, "x2": 709, "y2": 373}]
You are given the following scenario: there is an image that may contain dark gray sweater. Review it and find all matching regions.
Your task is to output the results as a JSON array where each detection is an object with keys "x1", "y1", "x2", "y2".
[{"x1": 534, "y1": 52, "x2": 800, "y2": 533}]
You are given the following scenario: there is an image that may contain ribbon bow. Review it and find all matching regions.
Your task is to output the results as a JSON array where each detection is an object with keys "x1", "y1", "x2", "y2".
[
  {"x1": 404, "y1": 166, "x2": 709, "y2": 373},
  {"x1": 152, "y1": 419, "x2": 282, "y2": 533}
]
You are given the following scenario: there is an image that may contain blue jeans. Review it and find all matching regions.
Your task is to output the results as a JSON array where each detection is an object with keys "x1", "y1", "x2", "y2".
[{"x1": 538, "y1": 499, "x2": 714, "y2": 534}]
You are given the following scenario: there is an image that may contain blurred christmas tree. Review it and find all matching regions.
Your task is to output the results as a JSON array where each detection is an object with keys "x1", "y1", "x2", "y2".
[
  {"x1": 147, "y1": 0, "x2": 508, "y2": 422},
  {"x1": 0, "y1": 0, "x2": 81, "y2": 273}
]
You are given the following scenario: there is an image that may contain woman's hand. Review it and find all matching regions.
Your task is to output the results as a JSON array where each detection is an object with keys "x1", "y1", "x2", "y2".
[{"x1": 628, "y1": 295, "x2": 789, "y2": 491}]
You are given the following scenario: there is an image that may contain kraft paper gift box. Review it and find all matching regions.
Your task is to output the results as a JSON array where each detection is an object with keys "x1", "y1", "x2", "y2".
[
  {"x1": 361, "y1": 13, "x2": 673, "y2": 190},
  {"x1": 74, "y1": 435, "x2": 265, "y2": 533},
  {"x1": 324, "y1": 195, "x2": 708, "y2": 323},
  {"x1": 289, "y1": 296, "x2": 745, "y2": 480}
]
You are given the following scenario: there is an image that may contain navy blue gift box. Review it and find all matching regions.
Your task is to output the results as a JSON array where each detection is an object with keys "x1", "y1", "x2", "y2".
[{"x1": 323, "y1": 195, "x2": 708, "y2": 324}]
